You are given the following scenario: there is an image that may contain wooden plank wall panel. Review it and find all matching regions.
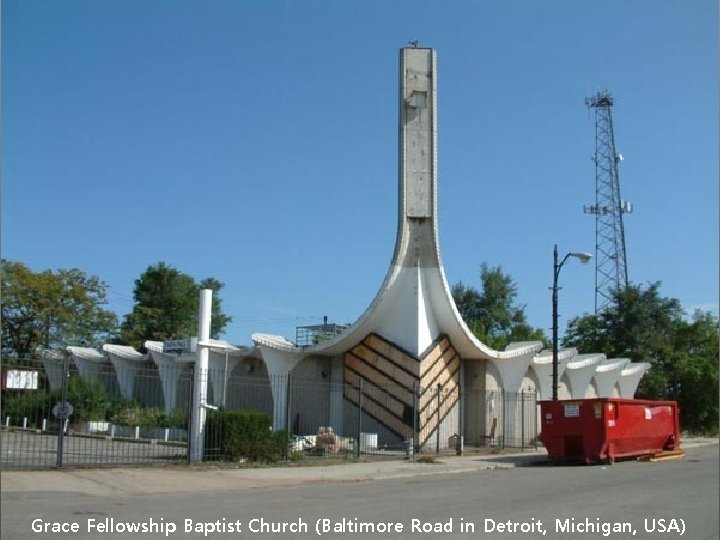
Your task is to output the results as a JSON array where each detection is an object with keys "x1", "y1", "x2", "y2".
[{"x1": 344, "y1": 333, "x2": 461, "y2": 447}]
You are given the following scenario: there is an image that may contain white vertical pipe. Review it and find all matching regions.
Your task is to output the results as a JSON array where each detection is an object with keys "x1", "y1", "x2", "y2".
[{"x1": 190, "y1": 289, "x2": 212, "y2": 461}]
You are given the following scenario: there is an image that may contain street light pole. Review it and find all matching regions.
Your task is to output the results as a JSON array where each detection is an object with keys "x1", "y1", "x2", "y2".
[
  {"x1": 552, "y1": 245, "x2": 560, "y2": 401},
  {"x1": 552, "y1": 244, "x2": 592, "y2": 401}
]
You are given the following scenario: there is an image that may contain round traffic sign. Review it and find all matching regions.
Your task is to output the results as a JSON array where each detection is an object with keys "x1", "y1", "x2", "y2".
[{"x1": 52, "y1": 401, "x2": 74, "y2": 419}]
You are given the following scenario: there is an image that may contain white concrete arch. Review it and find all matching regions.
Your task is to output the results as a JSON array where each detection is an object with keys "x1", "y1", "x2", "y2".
[
  {"x1": 485, "y1": 361, "x2": 503, "y2": 392},
  {"x1": 557, "y1": 375, "x2": 572, "y2": 400},
  {"x1": 520, "y1": 365, "x2": 540, "y2": 394},
  {"x1": 584, "y1": 379, "x2": 599, "y2": 399}
]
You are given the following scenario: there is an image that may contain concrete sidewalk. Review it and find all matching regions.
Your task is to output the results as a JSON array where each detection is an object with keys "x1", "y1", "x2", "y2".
[
  {"x1": 0, "y1": 450, "x2": 546, "y2": 497},
  {"x1": 2, "y1": 438, "x2": 716, "y2": 498}
]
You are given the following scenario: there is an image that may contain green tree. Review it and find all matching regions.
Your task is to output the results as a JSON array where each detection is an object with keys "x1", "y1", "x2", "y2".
[
  {"x1": 1, "y1": 260, "x2": 117, "y2": 355},
  {"x1": 452, "y1": 263, "x2": 546, "y2": 350},
  {"x1": 119, "y1": 262, "x2": 232, "y2": 350},
  {"x1": 563, "y1": 283, "x2": 718, "y2": 434}
]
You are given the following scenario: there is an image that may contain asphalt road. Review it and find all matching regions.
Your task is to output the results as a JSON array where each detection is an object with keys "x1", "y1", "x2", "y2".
[{"x1": 1, "y1": 444, "x2": 717, "y2": 540}]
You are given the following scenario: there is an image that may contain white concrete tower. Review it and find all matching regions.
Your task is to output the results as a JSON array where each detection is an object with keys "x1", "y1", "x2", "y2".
[
  {"x1": 380, "y1": 46, "x2": 441, "y2": 356},
  {"x1": 253, "y1": 46, "x2": 542, "y2": 443}
]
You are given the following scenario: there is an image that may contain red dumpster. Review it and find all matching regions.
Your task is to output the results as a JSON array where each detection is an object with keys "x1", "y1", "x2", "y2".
[{"x1": 539, "y1": 398, "x2": 680, "y2": 464}]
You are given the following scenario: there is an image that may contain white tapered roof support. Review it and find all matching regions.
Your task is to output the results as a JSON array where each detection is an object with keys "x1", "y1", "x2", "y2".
[
  {"x1": 564, "y1": 353, "x2": 605, "y2": 399},
  {"x1": 102, "y1": 345, "x2": 146, "y2": 401},
  {"x1": 618, "y1": 362, "x2": 651, "y2": 398},
  {"x1": 69, "y1": 346, "x2": 108, "y2": 383},
  {"x1": 593, "y1": 358, "x2": 630, "y2": 397},
  {"x1": 533, "y1": 348, "x2": 578, "y2": 401}
]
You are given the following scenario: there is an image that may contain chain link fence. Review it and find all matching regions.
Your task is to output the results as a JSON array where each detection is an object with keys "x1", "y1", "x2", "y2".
[
  {"x1": 0, "y1": 356, "x2": 190, "y2": 469},
  {"x1": 1, "y1": 357, "x2": 539, "y2": 468}
]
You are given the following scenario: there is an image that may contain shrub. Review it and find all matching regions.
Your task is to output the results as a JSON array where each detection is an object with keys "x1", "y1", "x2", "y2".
[
  {"x1": 0, "y1": 389, "x2": 54, "y2": 426},
  {"x1": 64, "y1": 377, "x2": 110, "y2": 421},
  {"x1": 204, "y1": 410, "x2": 289, "y2": 463},
  {"x1": 112, "y1": 406, "x2": 188, "y2": 428}
]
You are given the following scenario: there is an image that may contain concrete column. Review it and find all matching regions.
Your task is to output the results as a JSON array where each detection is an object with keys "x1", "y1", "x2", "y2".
[
  {"x1": 489, "y1": 346, "x2": 540, "y2": 447},
  {"x1": 190, "y1": 289, "x2": 212, "y2": 462},
  {"x1": 258, "y1": 345, "x2": 304, "y2": 431},
  {"x1": 328, "y1": 355, "x2": 344, "y2": 433}
]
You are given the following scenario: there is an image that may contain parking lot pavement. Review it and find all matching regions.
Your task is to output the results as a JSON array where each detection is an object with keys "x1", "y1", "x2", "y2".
[{"x1": 2, "y1": 438, "x2": 715, "y2": 498}]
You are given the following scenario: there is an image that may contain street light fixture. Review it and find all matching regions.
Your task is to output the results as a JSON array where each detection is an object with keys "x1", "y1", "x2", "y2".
[{"x1": 552, "y1": 244, "x2": 592, "y2": 401}]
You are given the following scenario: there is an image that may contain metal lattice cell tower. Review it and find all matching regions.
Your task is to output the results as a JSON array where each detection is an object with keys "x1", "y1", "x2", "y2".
[{"x1": 584, "y1": 90, "x2": 633, "y2": 314}]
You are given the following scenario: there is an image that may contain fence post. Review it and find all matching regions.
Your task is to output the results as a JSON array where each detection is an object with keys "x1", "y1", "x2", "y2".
[
  {"x1": 355, "y1": 378, "x2": 363, "y2": 458},
  {"x1": 285, "y1": 374, "x2": 292, "y2": 433},
  {"x1": 412, "y1": 382, "x2": 418, "y2": 461},
  {"x1": 521, "y1": 390, "x2": 525, "y2": 450},
  {"x1": 534, "y1": 390, "x2": 539, "y2": 450},
  {"x1": 285, "y1": 373, "x2": 292, "y2": 461},
  {"x1": 457, "y1": 369, "x2": 464, "y2": 456},
  {"x1": 501, "y1": 388, "x2": 506, "y2": 450},
  {"x1": 435, "y1": 384, "x2": 441, "y2": 454},
  {"x1": 186, "y1": 366, "x2": 194, "y2": 463},
  {"x1": 56, "y1": 353, "x2": 70, "y2": 468}
]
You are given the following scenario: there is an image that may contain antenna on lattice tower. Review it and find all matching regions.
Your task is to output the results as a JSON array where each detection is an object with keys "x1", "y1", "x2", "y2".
[{"x1": 583, "y1": 90, "x2": 633, "y2": 314}]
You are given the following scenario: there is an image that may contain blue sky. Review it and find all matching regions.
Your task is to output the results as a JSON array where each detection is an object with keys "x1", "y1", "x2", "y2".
[{"x1": 3, "y1": 1, "x2": 717, "y2": 346}]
